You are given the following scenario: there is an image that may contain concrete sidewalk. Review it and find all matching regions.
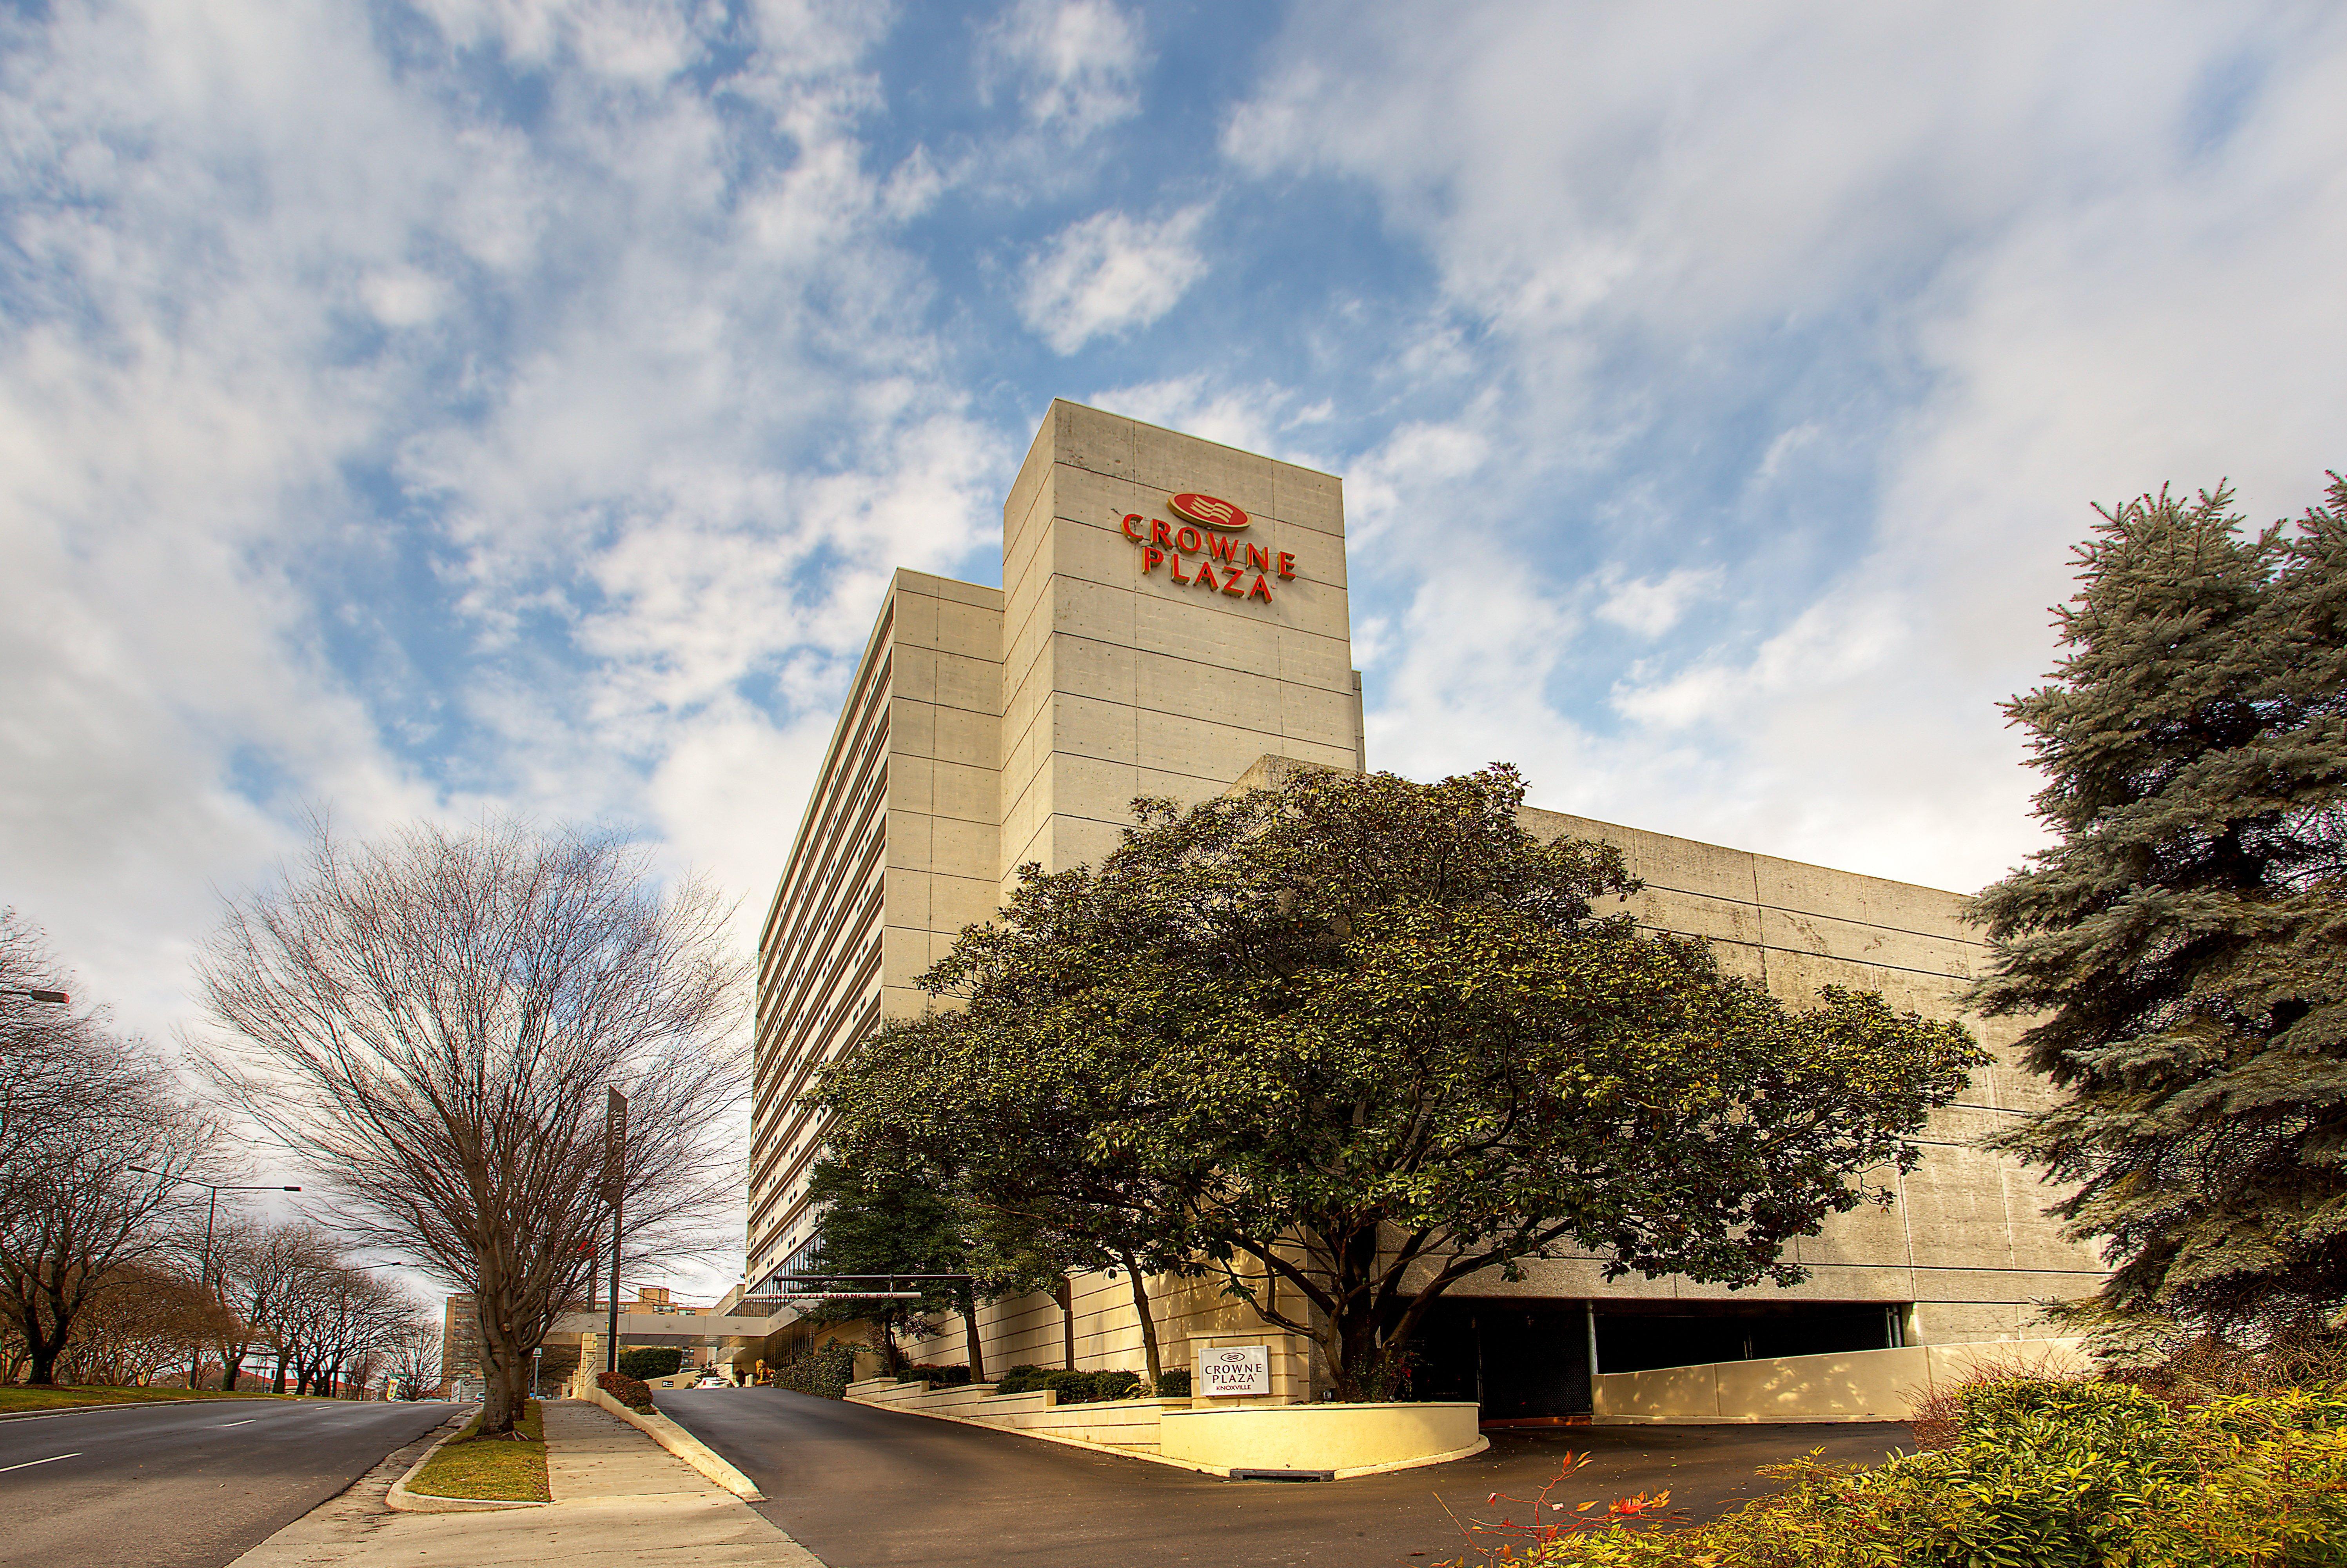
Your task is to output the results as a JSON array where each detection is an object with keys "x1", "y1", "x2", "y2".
[{"x1": 227, "y1": 1399, "x2": 827, "y2": 1567}]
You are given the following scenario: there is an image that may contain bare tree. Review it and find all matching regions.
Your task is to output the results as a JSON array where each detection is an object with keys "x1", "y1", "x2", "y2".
[
  {"x1": 56, "y1": 1265, "x2": 220, "y2": 1387},
  {"x1": 0, "y1": 1103, "x2": 214, "y2": 1384},
  {"x1": 0, "y1": 916, "x2": 214, "y2": 1386},
  {"x1": 197, "y1": 818, "x2": 745, "y2": 1434},
  {"x1": 1, "y1": 912, "x2": 159, "y2": 1210},
  {"x1": 382, "y1": 1309, "x2": 443, "y2": 1398},
  {"x1": 212, "y1": 1219, "x2": 329, "y2": 1391}
]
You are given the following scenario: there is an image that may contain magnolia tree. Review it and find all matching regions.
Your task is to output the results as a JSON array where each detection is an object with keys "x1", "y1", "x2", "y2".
[
  {"x1": 198, "y1": 819, "x2": 746, "y2": 1433},
  {"x1": 823, "y1": 764, "x2": 1983, "y2": 1399}
]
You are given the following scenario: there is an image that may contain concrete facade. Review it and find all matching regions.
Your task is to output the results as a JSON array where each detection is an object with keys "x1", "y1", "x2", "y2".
[{"x1": 748, "y1": 399, "x2": 2102, "y2": 1409}]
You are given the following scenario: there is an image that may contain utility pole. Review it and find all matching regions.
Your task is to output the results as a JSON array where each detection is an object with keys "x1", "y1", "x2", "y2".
[{"x1": 603, "y1": 1087, "x2": 627, "y2": 1374}]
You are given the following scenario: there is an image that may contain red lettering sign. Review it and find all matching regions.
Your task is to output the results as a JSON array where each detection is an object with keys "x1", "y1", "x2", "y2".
[{"x1": 1119, "y1": 490, "x2": 1300, "y2": 608}]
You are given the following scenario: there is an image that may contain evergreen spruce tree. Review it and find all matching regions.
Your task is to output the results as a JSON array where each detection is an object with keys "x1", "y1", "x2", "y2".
[{"x1": 1972, "y1": 474, "x2": 2347, "y2": 1329}]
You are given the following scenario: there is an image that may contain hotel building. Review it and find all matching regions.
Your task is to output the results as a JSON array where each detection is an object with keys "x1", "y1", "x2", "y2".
[{"x1": 748, "y1": 400, "x2": 2100, "y2": 1414}]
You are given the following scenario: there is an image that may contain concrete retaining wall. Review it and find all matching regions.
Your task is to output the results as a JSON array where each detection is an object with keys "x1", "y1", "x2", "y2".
[
  {"x1": 1158, "y1": 1401, "x2": 1483, "y2": 1476},
  {"x1": 1592, "y1": 1337, "x2": 2093, "y2": 1423},
  {"x1": 846, "y1": 1377, "x2": 1480, "y2": 1476}
]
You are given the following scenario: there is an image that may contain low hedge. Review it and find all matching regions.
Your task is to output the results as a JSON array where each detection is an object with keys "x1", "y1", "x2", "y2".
[
  {"x1": 596, "y1": 1368, "x2": 654, "y2": 1412},
  {"x1": 989, "y1": 1365, "x2": 1149, "y2": 1403},
  {"x1": 768, "y1": 1342, "x2": 859, "y2": 1400},
  {"x1": 893, "y1": 1362, "x2": 972, "y2": 1387},
  {"x1": 617, "y1": 1347, "x2": 685, "y2": 1382},
  {"x1": 1480, "y1": 1377, "x2": 2347, "y2": 1567}
]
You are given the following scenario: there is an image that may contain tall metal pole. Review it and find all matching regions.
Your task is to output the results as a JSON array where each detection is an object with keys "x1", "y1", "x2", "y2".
[
  {"x1": 608, "y1": 1199, "x2": 623, "y2": 1371},
  {"x1": 604, "y1": 1087, "x2": 627, "y2": 1374}
]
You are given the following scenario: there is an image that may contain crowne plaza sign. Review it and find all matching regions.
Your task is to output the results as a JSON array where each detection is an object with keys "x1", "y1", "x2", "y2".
[{"x1": 1119, "y1": 492, "x2": 1297, "y2": 604}]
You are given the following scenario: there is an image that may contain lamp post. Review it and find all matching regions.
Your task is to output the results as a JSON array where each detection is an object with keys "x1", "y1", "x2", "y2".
[
  {"x1": 130, "y1": 1170, "x2": 301, "y2": 1390},
  {"x1": 0, "y1": 987, "x2": 69, "y2": 1003}
]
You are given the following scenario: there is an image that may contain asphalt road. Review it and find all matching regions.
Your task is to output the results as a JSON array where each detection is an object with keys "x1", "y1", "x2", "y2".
[
  {"x1": 0, "y1": 1396, "x2": 457, "y2": 1568},
  {"x1": 657, "y1": 1387, "x2": 1911, "y2": 1568}
]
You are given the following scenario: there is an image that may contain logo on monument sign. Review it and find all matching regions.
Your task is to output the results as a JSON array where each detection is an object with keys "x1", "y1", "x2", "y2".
[
  {"x1": 1118, "y1": 492, "x2": 1295, "y2": 604},
  {"x1": 1199, "y1": 1344, "x2": 1272, "y2": 1397}
]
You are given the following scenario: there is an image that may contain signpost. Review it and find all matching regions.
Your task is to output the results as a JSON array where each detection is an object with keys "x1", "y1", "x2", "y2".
[
  {"x1": 602, "y1": 1087, "x2": 626, "y2": 1374},
  {"x1": 1198, "y1": 1344, "x2": 1272, "y2": 1398}
]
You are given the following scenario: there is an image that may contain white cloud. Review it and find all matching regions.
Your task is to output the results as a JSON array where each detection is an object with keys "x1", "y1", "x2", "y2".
[
  {"x1": 1085, "y1": 374, "x2": 1319, "y2": 460},
  {"x1": 0, "y1": 0, "x2": 992, "y2": 1065},
  {"x1": 1594, "y1": 566, "x2": 1722, "y2": 639},
  {"x1": 1018, "y1": 204, "x2": 1210, "y2": 354},
  {"x1": 1232, "y1": 1, "x2": 2347, "y2": 892},
  {"x1": 983, "y1": 0, "x2": 1146, "y2": 138}
]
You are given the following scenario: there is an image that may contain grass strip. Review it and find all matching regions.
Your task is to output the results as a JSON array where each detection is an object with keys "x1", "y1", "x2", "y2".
[
  {"x1": 0, "y1": 1386, "x2": 294, "y2": 1414},
  {"x1": 406, "y1": 1399, "x2": 550, "y2": 1503}
]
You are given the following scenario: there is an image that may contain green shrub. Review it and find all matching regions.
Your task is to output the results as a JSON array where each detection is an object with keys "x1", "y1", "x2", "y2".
[
  {"x1": 1091, "y1": 1370, "x2": 1144, "y2": 1401},
  {"x1": 1153, "y1": 1368, "x2": 1190, "y2": 1397},
  {"x1": 1041, "y1": 1368, "x2": 1095, "y2": 1402},
  {"x1": 596, "y1": 1369, "x2": 654, "y2": 1412},
  {"x1": 985, "y1": 1367, "x2": 1149, "y2": 1403},
  {"x1": 768, "y1": 1342, "x2": 858, "y2": 1399},
  {"x1": 617, "y1": 1347, "x2": 685, "y2": 1382},
  {"x1": 893, "y1": 1362, "x2": 971, "y2": 1387},
  {"x1": 990, "y1": 1365, "x2": 1052, "y2": 1395},
  {"x1": 1486, "y1": 1377, "x2": 2347, "y2": 1568}
]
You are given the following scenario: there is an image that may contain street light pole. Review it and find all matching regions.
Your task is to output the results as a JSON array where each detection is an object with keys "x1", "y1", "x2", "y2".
[{"x1": 0, "y1": 987, "x2": 69, "y2": 1003}]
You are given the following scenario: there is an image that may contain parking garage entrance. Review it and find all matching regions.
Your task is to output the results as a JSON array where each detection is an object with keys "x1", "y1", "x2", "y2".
[{"x1": 1413, "y1": 1298, "x2": 1908, "y2": 1420}]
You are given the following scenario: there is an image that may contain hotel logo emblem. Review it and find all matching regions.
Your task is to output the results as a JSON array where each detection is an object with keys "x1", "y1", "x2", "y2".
[{"x1": 1168, "y1": 492, "x2": 1248, "y2": 531}]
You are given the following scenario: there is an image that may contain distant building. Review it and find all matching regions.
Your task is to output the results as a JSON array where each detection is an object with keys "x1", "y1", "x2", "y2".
[{"x1": 439, "y1": 1294, "x2": 483, "y2": 1389}]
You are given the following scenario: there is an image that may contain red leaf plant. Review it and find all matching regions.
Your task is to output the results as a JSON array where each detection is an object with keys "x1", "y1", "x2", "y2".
[{"x1": 1436, "y1": 1455, "x2": 1686, "y2": 1566}]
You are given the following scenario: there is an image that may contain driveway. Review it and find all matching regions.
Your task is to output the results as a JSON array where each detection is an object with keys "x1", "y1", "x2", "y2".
[
  {"x1": 0, "y1": 1396, "x2": 457, "y2": 1568},
  {"x1": 658, "y1": 1388, "x2": 1908, "y2": 1568}
]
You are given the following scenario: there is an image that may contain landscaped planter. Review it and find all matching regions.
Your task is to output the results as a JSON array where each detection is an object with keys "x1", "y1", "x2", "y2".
[{"x1": 1156, "y1": 1401, "x2": 1483, "y2": 1477}]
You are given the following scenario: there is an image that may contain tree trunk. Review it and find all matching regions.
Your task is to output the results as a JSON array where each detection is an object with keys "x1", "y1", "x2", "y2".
[
  {"x1": 1116, "y1": 1248, "x2": 1162, "y2": 1387},
  {"x1": 271, "y1": 1346, "x2": 289, "y2": 1394},
  {"x1": 25, "y1": 1336, "x2": 60, "y2": 1387},
  {"x1": 474, "y1": 1288, "x2": 516, "y2": 1434},
  {"x1": 957, "y1": 1293, "x2": 987, "y2": 1384},
  {"x1": 1056, "y1": 1277, "x2": 1075, "y2": 1371}
]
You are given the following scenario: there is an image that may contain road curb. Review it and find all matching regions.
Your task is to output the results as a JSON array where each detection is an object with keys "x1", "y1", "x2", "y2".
[
  {"x1": 385, "y1": 1405, "x2": 552, "y2": 1513},
  {"x1": 585, "y1": 1388, "x2": 767, "y2": 1501}
]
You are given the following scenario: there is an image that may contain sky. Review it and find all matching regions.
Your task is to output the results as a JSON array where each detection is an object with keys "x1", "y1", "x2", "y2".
[{"x1": 6, "y1": 0, "x2": 2347, "y2": 1295}]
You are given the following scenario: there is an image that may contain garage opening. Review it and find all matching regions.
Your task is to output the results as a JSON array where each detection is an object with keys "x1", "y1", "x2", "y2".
[{"x1": 1410, "y1": 1298, "x2": 1909, "y2": 1420}]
